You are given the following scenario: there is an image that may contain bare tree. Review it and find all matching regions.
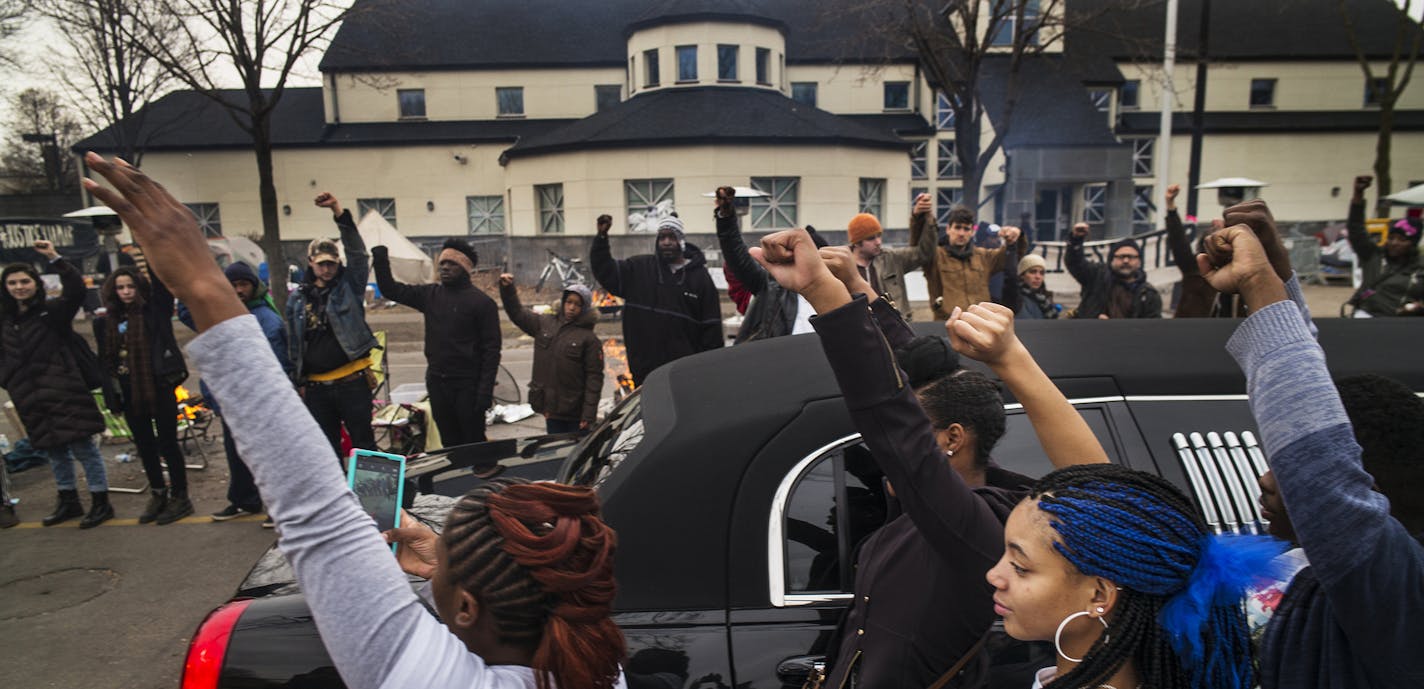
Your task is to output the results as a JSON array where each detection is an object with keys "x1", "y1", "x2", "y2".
[
  {"x1": 1338, "y1": 0, "x2": 1423, "y2": 217},
  {"x1": 827, "y1": 0, "x2": 1146, "y2": 212},
  {"x1": 0, "y1": 88, "x2": 84, "y2": 192},
  {"x1": 127, "y1": 0, "x2": 362, "y2": 310},
  {"x1": 32, "y1": 0, "x2": 187, "y2": 165},
  {"x1": 0, "y1": 0, "x2": 26, "y2": 71}
]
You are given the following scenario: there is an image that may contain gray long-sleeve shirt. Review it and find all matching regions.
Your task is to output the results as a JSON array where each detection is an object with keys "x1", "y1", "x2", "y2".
[{"x1": 188, "y1": 315, "x2": 625, "y2": 689}]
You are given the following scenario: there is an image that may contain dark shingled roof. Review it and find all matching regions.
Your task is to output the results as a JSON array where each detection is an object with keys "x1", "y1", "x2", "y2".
[
  {"x1": 73, "y1": 88, "x2": 576, "y2": 152},
  {"x1": 320, "y1": 0, "x2": 913, "y2": 72},
  {"x1": 1119, "y1": 109, "x2": 1424, "y2": 135},
  {"x1": 1070, "y1": 0, "x2": 1424, "y2": 61},
  {"x1": 501, "y1": 86, "x2": 910, "y2": 160},
  {"x1": 626, "y1": 0, "x2": 788, "y2": 35},
  {"x1": 842, "y1": 113, "x2": 936, "y2": 138},
  {"x1": 977, "y1": 55, "x2": 1121, "y2": 149}
]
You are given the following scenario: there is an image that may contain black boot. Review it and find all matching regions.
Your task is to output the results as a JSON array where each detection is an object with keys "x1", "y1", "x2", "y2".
[
  {"x1": 79, "y1": 491, "x2": 114, "y2": 529},
  {"x1": 139, "y1": 488, "x2": 167, "y2": 524},
  {"x1": 0, "y1": 503, "x2": 18, "y2": 529},
  {"x1": 42, "y1": 489, "x2": 84, "y2": 526},
  {"x1": 155, "y1": 488, "x2": 193, "y2": 525}
]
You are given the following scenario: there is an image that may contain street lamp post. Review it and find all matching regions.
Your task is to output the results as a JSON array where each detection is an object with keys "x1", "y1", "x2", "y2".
[{"x1": 21, "y1": 132, "x2": 60, "y2": 191}]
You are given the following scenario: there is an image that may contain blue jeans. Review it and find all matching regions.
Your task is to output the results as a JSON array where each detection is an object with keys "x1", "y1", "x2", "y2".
[{"x1": 46, "y1": 437, "x2": 107, "y2": 492}]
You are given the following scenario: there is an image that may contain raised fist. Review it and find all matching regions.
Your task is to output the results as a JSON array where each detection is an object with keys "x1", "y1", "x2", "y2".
[
  {"x1": 1166, "y1": 184, "x2": 1180, "y2": 201},
  {"x1": 33, "y1": 240, "x2": 58, "y2": 259},
  {"x1": 498, "y1": 273, "x2": 515, "y2": 287},
  {"x1": 913, "y1": 193, "x2": 933, "y2": 216},
  {"x1": 714, "y1": 186, "x2": 736, "y2": 214},
  {"x1": 999, "y1": 226, "x2": 1021, "y2": 244},
  {"x1": 1353, "y1": 175, "x2": 1373, "y2": 194},
  {"x1": 1071, "y1": 223, "x2": 1090, "y2": 239},
  {"x1": 596, "y1": 214, "x2": 613, "y2": 236}
]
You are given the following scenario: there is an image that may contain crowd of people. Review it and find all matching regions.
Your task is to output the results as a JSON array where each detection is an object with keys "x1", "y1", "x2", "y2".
[{"x1": 0, "y1": 154, "x2": 1419, "y2": 689}]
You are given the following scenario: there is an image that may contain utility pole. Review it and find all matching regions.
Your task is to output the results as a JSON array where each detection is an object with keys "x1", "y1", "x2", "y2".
[
  {"x1": 21, "y1": 132, "x2": 59, "y2": 191},
  {"x1": 1185, "y1": 0, "x2": 1212, "y2": 218},
  {"x1": 1156, "y1": 0, "x2": 1179, "y2": 225}
]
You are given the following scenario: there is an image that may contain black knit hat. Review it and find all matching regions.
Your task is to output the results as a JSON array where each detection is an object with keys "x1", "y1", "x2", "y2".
[{"x1": 894, "y1": 335, "x2": 961, "y2": 389}]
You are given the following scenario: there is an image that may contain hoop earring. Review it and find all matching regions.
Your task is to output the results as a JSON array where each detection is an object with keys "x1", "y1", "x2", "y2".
[{"x1": 1054, "y1": 610, "x2": 1110, "y2": 663}]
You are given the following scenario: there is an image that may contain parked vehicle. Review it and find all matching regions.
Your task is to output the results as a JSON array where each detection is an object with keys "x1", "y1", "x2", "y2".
[{"x1": 180, "y1": 317, "x2": 1423, "y2": 689}]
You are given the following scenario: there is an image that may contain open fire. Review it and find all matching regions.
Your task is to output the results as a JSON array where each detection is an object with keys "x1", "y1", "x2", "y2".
[
  {"x1": 174, "y1": 385, "x2": 211, "y2": 422},
  {"x1": 602, "y1": 338, "x2": 637, "y2": 398}
]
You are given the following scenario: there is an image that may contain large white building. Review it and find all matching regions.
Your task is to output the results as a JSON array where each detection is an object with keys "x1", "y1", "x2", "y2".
[{"x1": 74, "y1": 0, "x2": 1424, "y2": 277}]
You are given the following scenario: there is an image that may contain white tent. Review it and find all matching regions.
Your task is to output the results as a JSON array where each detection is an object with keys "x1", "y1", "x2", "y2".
[
  {"x1": 208, "y1": 235, "x2": 266, "y2": 270},
  {"x1": 356, "y1": 209, "x2": 433, "y2": 284},
  {"x1": 1386, "y1": 183, "x2": 1424, "y2": 206}
]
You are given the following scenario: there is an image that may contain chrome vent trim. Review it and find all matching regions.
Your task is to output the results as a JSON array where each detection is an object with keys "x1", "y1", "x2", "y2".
[{"x1": 1173, "y1": 431, "x2": 1268, "y2": 535}]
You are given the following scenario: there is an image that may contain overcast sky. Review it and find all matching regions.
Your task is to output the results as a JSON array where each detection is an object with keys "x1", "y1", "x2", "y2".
[{"x1": 2, "y1": 1, "x2": 1422, "y2": 144}]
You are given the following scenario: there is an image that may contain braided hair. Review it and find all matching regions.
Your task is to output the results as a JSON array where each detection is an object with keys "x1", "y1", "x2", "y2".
[
  {"x1": 916, "y1": 369, "x2": 1007, "y2": 463},
  {"x1": 442, "y1": 478, "x2": 625, "y2": 689},
  {"x1": 1030, "y1": 465, "x2": 1282, "y2": 689}
]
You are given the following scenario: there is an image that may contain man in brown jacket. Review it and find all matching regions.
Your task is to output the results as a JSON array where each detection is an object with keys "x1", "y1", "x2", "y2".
[
  {"x1": 926, "y1": 205, "x2": 1025, "y2": 319},
  {"x1": 849, "y1": 193, "x2": 939, "y2": 320},
  {"x1": 498, "y1": 275, "x2": 604, "y2": 434}
]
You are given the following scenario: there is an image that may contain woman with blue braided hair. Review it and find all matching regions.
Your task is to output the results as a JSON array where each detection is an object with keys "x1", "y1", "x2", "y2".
[{"x1": 988, "y1": 464, "x2": 1283, "y2": 689}]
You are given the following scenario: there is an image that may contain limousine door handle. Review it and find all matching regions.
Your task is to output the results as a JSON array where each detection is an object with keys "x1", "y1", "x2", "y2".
[{"x1": 776, "y1": 655, "x2": 826, "y2": 685}]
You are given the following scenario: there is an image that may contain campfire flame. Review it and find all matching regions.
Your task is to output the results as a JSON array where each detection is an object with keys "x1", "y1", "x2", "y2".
[
  {"x1": 593, "y1": 289, "x2": 621, "y2": 308},
  {"x1": 602, "y1": 338, "x2": 637, "y2": 394},
  {"x1": 174, "y1": 385, "x2": 210, "y2": 421}
]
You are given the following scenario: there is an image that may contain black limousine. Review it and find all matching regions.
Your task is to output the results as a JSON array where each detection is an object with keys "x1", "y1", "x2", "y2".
[{"x1": 179, "y1": 317, "x2": 1421, "y2": 689}]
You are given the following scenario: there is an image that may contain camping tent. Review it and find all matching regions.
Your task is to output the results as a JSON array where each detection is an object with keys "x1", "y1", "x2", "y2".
[
  {"x1": 357, "y1": 209, "x2": 433, "y2": 285},
  {"x1": 1386, "y1": 183, "x2": 1424, "y2": 206}
]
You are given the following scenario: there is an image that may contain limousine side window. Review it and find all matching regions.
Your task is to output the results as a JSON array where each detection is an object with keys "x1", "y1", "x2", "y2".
[
  {"x1": 777, "y1": 409, "x2": 1119, "y2": 601},
  {"x1": 784, "y1": 442, "x2": 887, "y2": 594}
]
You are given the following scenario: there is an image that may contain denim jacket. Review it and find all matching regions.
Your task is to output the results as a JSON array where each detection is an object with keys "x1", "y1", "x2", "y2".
[{"x1": 285, "y1": 209, "x2": 377, "y2": 380}]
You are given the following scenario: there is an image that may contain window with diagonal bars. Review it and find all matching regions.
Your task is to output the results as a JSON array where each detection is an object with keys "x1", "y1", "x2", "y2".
[
  {"x1": 466, "y1": 195, "x2": 505, "y2": 235},
  {"x1": 625, "y1": 179, "x2": 675, "y2": 232},
  {"x1": 910, "y1": 141, "x2": 928, "y2": 180},
  {"x1": 536, "y1": 184, "x2": 564, "y2": 234},
  {"x1": 937, "y1": 140, "x2": 962, "y2": 179},
  {"x1": 750, "y1": 177, "x2": 799, "y2": 230},
  {"x1": 184, "y1": 203, "x2": 223, "y2": 238},
  {"x1": 1081, "y1": 185, "x2": 1106, "y2": 224},
  {"x1": 358, "y1": 198, "x2": 397, "y2": 228}
]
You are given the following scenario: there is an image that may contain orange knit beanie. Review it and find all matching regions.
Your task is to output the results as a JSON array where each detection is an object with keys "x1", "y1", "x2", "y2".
[{"x1": 847, "y1": 213, "x2": 883, "y2": 244}]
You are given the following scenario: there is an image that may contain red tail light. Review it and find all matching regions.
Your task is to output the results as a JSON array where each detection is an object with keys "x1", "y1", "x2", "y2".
[{"x1": 181, "y1": 599, "x2": 252, "y2": 689}]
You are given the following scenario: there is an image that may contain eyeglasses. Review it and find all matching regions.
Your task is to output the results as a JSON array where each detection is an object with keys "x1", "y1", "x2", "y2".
[{"x1": 1111, "y1": 253, "x2": 1141, "y2": 261}]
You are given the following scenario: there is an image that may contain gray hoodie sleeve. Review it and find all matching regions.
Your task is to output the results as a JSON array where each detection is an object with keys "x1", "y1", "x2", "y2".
[{"x1": 185, "y1": 316, "x2": 492, "y2": 689}]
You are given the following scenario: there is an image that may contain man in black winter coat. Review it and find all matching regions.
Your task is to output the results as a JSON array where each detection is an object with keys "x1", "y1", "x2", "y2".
[
  {"x1": 373, "y1": 239, "x2": 501, "y2": 464},
  {"x1": 591, "y1": 213, "x2": 722, "y2": 385},
  {"x1": 1065, "y1": 222, "x2": 1163, "y2": 319}
]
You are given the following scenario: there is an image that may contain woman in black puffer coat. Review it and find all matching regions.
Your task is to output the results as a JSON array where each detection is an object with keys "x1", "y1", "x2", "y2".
[
  {"x1": 95, "y1": 266, "x2": 191, "y2": 525},
  {"x1": 0, "y1": 241, "x2": 111, "y2": 528}
]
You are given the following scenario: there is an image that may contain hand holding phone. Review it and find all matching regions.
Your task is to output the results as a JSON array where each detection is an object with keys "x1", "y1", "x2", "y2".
[{"x1": 348, "y1": 449, "x2": 407, "y2": 550}]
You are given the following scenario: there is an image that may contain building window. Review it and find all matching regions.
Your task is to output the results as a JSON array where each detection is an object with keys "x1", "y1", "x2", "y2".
[
  {"x1": 397, "y1": 89, "x2": 426, "y2": 119},
  {"x1": 676, "y1": 45, "x2": 697, "y2": 82},
  {"x1": 937, "y1": 140, "x2": 962, "y2": 179},
  {"x1": 358, "y1": 198, "x2": 397, "y2": 228},
  {"x1": 496, "y1": 87, "x2": 524, "y2": 117},
  {"x1": 750, "y1": 177, "x2": 799, "y2": 229},
  {"x1": 625, "y1": 179, "x2": 675, "y2": 232},
  {"x1": 910, "y1": 141, "x2": 928, "y2": 180},
  {"x1": 184, "y1": 203, "x2": 222, "y2": 237},
  {"x1": 883, "y1": 81, "x2": 910, "y2": 111},
  {"x1": 718, "y1": 44, "x2": 738, "y2": 81},
  {"x1": 1133, "y1": 186, "x2": 1154, "y2": 233},
  {"x1": 990, "y1": 0, "x2": 1040, "y2": 47},
  {"x1": 644, "y1": 49, "x2": 660, "y2": 87},
  {"x1": 936, "y1": 188, "x2": 964, "y2": 226},
  {"x1": 1365, "y1": 77, "x2": 1390, "y2": 106},
  {"x1": 791, "y1": 82, "x2": 818, "y2": 107},
  {"x1": 1088, "y1": 88, "x2": 1113, "y2": 112},
  {"x1": 1120, "y1": 80, "x2": 1140, "y2": 109},
  {"x1": 1131, "y1": 138, "x2": 1154, "y2": 177},
  {"x1": 1081, "y1": 185, "x2": 1106, "y2": 224},
  {"x1": 1250, "y1": 78, "x2": 1276, "y2": 108},
  {"x1": 596, "y1": 84, "x2": 621, "y2": 112},
  {"x1": 936, "y1": 91, "x2": 957, "y2": 130},
  {"x1": 466, "y1": 195, "x2": 505, "y2": 235},
  {"x1": 756, "y1": 47, "x2": 770, "y2": 84},
  {"x1": 859, "y1": 178, "x2": 885, "y2": 217},
  {"x1": 535, "y1": 184, "x2": 564, "y2": 234}
]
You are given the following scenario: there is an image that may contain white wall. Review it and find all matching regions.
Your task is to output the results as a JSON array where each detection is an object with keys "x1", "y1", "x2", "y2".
[{"x1": 328, "y1": 68, "x2": 625, "y2": 123}]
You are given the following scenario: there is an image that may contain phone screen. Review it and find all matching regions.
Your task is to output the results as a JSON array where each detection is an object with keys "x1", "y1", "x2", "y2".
[{"x1": 347, "y1": 450, "x2": 406, "y2": 533}]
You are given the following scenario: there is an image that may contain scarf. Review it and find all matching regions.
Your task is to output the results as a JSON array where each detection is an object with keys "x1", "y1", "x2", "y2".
[
  {"x1": 945, "y1": 241, "x2": 975, "y2": 261},
  {"x1": 106, "y1": 306, "x2": 158, "y2": 415},
  {"x1": 1108, "y1": 271, "x2": 1147, "y2": 319},
  {"x1": 1019, "y1": 283, "x2": 1059, "y2": 319}
]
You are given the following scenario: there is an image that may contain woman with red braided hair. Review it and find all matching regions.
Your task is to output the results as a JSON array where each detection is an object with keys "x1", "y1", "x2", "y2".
[{"x1": 79, "y1": 154, "x2": 628, "y2": 689}]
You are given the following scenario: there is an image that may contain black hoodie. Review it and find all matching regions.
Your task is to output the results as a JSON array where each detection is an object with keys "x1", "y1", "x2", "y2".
[{"x1": 590, "y1": 234, "x2": 723, "y2": 385}]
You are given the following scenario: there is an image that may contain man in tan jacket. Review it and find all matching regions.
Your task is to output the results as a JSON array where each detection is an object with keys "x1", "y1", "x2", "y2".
[
  {"x1": 849, "y1": 192, "x2": 939, "y2": 320},
  {"x1": 926, "y1": 205, "x2": 1025, "y2": 319}
]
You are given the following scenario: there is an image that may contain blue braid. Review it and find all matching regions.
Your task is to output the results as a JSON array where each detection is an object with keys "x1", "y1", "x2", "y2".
[{"x1": 1033, "y1": 466, "x2": 1284, "y2": 689}]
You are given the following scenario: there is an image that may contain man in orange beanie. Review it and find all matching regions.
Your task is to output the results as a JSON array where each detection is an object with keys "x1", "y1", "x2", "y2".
[{"x1": 849, "y1": 193, "x2": 938, "y2": 319}]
